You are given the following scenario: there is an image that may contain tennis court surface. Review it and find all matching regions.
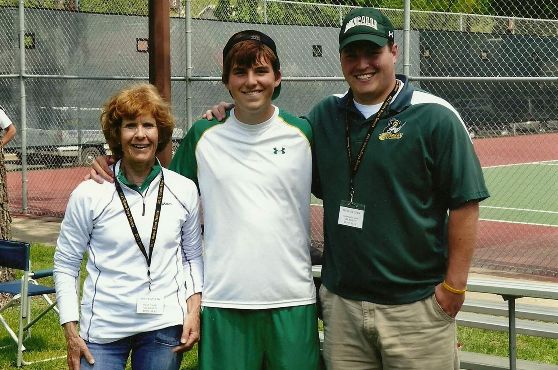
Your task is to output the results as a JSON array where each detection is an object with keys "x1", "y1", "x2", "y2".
[{"x1": 473, "y1": 133, "x2": 558, "y2": 281}]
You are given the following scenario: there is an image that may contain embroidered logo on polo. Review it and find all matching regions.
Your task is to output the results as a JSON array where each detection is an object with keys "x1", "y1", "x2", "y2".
[
  {"x1": 273, "y1": 147, "x2": 286, "y2": 154},
  {"x1": 379, "y1": 118, "x2": 406, "y2": 141}
]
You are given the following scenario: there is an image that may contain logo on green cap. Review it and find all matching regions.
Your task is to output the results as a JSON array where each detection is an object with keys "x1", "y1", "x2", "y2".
[{"x1": 344, "y1": 16, "x2": 378, "y2": 33}]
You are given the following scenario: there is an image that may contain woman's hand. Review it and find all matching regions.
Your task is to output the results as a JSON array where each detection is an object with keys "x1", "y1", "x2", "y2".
[
  {"x1": 63, "y1": 322, "x2": 95, "y2": 369},
  {"x1": 173, "y1": 293, "x2": 201, "y2": 353},
  {"x1": 172, "y1": 311, "x2": 200, "y2": 353}
]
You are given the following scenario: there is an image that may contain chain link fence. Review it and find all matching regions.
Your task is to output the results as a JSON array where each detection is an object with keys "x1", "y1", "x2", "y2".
[{"x1": 1, "y1": 0, "x2": 557, "y2": 280}]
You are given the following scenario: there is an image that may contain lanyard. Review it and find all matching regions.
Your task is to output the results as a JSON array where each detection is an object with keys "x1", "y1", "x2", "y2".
[
  {"x1": 114, "y1": 166, "x2": 164, "y2": 288},
  {"x1": 345, "y1": 80, "x2": 400, "y2": 202}
]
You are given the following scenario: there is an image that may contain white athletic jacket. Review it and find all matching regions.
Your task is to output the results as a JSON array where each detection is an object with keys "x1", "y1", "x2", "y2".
[{"x1": 54, "y1": 162, "x2": 203, "y2": 344}]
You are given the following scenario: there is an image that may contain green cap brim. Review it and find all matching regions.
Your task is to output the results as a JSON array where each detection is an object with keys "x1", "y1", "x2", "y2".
[{"x1": 339, "y1": 34, "x2": 388, "y2": 51}]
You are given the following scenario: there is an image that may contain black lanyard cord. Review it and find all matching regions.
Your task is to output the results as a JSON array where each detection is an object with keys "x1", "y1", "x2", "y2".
[
  {"x1": 345, "y1": 80, "x2": 400, "y2": 201},
  {"x1": 114, "y1": 165, "x2": 164, "y2": 286}
]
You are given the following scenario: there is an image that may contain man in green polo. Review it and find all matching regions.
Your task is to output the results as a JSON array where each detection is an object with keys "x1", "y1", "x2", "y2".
[{"x1": 307, "y1": 8, "x2": 489, "y2": 369}]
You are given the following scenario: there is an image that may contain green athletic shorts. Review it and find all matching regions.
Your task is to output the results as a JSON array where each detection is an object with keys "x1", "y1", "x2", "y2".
[{"x1": 198, "y1": 304, "x2": 320, "y2": 370}]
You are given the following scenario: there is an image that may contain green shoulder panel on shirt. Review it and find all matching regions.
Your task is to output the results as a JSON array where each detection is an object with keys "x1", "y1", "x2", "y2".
[
  {"x1": 169, "y1": 117, "x2": 223, "y2": 184},
  {"x1": 277, "y1": 109, "x2": 313, "y2": 147}
]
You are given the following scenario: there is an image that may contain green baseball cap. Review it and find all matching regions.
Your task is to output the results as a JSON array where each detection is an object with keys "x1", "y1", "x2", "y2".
[{"x1": 339, "y1": 8, "x2": 395, "y2": 51}]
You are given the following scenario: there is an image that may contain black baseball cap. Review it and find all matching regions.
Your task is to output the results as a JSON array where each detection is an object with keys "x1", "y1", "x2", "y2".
[
  {"x1": 339, "y1": 8, "x2": 395, "y2": 51},
  {"x1": 222, "y1": 30, "x2": 281, "y2": 100}
]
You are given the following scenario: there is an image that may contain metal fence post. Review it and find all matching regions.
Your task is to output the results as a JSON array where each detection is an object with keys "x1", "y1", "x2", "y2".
[
  {"x1": 185, "y1": 0, "x2": 192, "y2": 131},
  {"x1": 263, "y1": 0, "x2": 268, "y2": 24},
  {"x1": 403, "y1": 0, "x2": 411, "y2": 77},
  {"x1": 18, "y1": 0, "x2": 27, "y2": 213}
]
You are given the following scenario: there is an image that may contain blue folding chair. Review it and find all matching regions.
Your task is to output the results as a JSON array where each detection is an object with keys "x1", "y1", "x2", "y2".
[{"x1": 0, "y1": 239, "x2": 62, "y2": 367}]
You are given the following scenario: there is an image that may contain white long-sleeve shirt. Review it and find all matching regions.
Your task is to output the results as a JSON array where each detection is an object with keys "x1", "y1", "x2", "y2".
[
  {"x1": 171, "y1": 107, "x2": 315, "y2": 309},
  {"x1": 54, "y1": 163, "x2": 203, "y2": 343}
]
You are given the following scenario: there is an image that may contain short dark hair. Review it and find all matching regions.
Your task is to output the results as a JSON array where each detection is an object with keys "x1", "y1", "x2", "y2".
[
  {"x1": 221, "y1": 40, "x2": 280, "y2": 85},
  {"x1": 221, "y1": 30, "x2": 282, "y2": 100}
]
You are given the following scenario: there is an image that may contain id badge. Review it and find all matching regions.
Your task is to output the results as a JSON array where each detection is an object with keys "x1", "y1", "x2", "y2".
[
  {"x1": 137, "y1": 295, "x2": 164, "y2": 315},
  {"x1": 338, "y1": 200, "x2": 365, "y2": 229}
]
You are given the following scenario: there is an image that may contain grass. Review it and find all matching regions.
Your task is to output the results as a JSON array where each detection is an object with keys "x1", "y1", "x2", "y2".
[
  {"x1": 458, "y1": 327, "x2": 558, "y2": 365},
  {"x1": 1, "y1": 244, "x2": 557, "y2": 369}
]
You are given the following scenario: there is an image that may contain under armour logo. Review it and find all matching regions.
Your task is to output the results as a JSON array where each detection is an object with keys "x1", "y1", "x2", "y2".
[{"x1": 273, "y1": 147, "x2": 286, "y2": 154}]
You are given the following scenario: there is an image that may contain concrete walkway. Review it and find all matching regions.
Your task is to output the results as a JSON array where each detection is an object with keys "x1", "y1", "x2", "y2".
[{"x1": 10, "y1": 215, "x2": 61, "y2": 246}]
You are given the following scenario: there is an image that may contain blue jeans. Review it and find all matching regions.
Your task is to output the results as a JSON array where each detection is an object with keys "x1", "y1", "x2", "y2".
[{"x1": 80, "y1": 325, "x2": 183, "y2": 370}]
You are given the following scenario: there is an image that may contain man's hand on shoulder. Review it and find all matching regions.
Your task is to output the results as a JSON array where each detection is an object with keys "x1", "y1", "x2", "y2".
[
  {"x1": 202, "y1": 102, "x2": 234, "y2": 121},
  {"x1": 84, "y1": 155, "x2": 116, "y2": 183}
]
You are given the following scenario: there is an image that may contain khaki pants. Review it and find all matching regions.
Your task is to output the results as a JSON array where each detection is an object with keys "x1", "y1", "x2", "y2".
[{"x1": 320, "y1": 285, "x2": 459, "y2": 370}]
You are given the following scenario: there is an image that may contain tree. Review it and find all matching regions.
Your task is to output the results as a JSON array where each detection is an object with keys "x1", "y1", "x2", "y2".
[
  {"x1": 79, "y1": 0, "x2": 148, "y2": 15},
  {"x1": 0, "y1": 152, "x2": 13, "y2": 302},
  {"x1": 59, "y1": 0, "x2": 77, "y2": 10},
  {"x1": 331, "y1": 0, "x2": 402, "y2": 6},
  {"x1": 491, "y1": 0, "x2": 557, "y2": 19},
  {"x1": 215, "y1": 0, "x2": 232, "y2": 21},
  {"x1": 234, "y1": 0, "x2": 259, "y2": 23}
]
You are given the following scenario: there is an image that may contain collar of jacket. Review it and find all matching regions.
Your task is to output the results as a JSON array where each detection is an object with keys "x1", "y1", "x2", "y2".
[{"x1": 116, "y1": 159, "x2": 162, "y2": 193}]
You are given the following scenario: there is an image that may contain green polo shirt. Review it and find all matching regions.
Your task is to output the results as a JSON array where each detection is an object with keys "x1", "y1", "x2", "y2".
[{"x1": 306, "y1": 75, "x2": 489, "y2": 305}]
